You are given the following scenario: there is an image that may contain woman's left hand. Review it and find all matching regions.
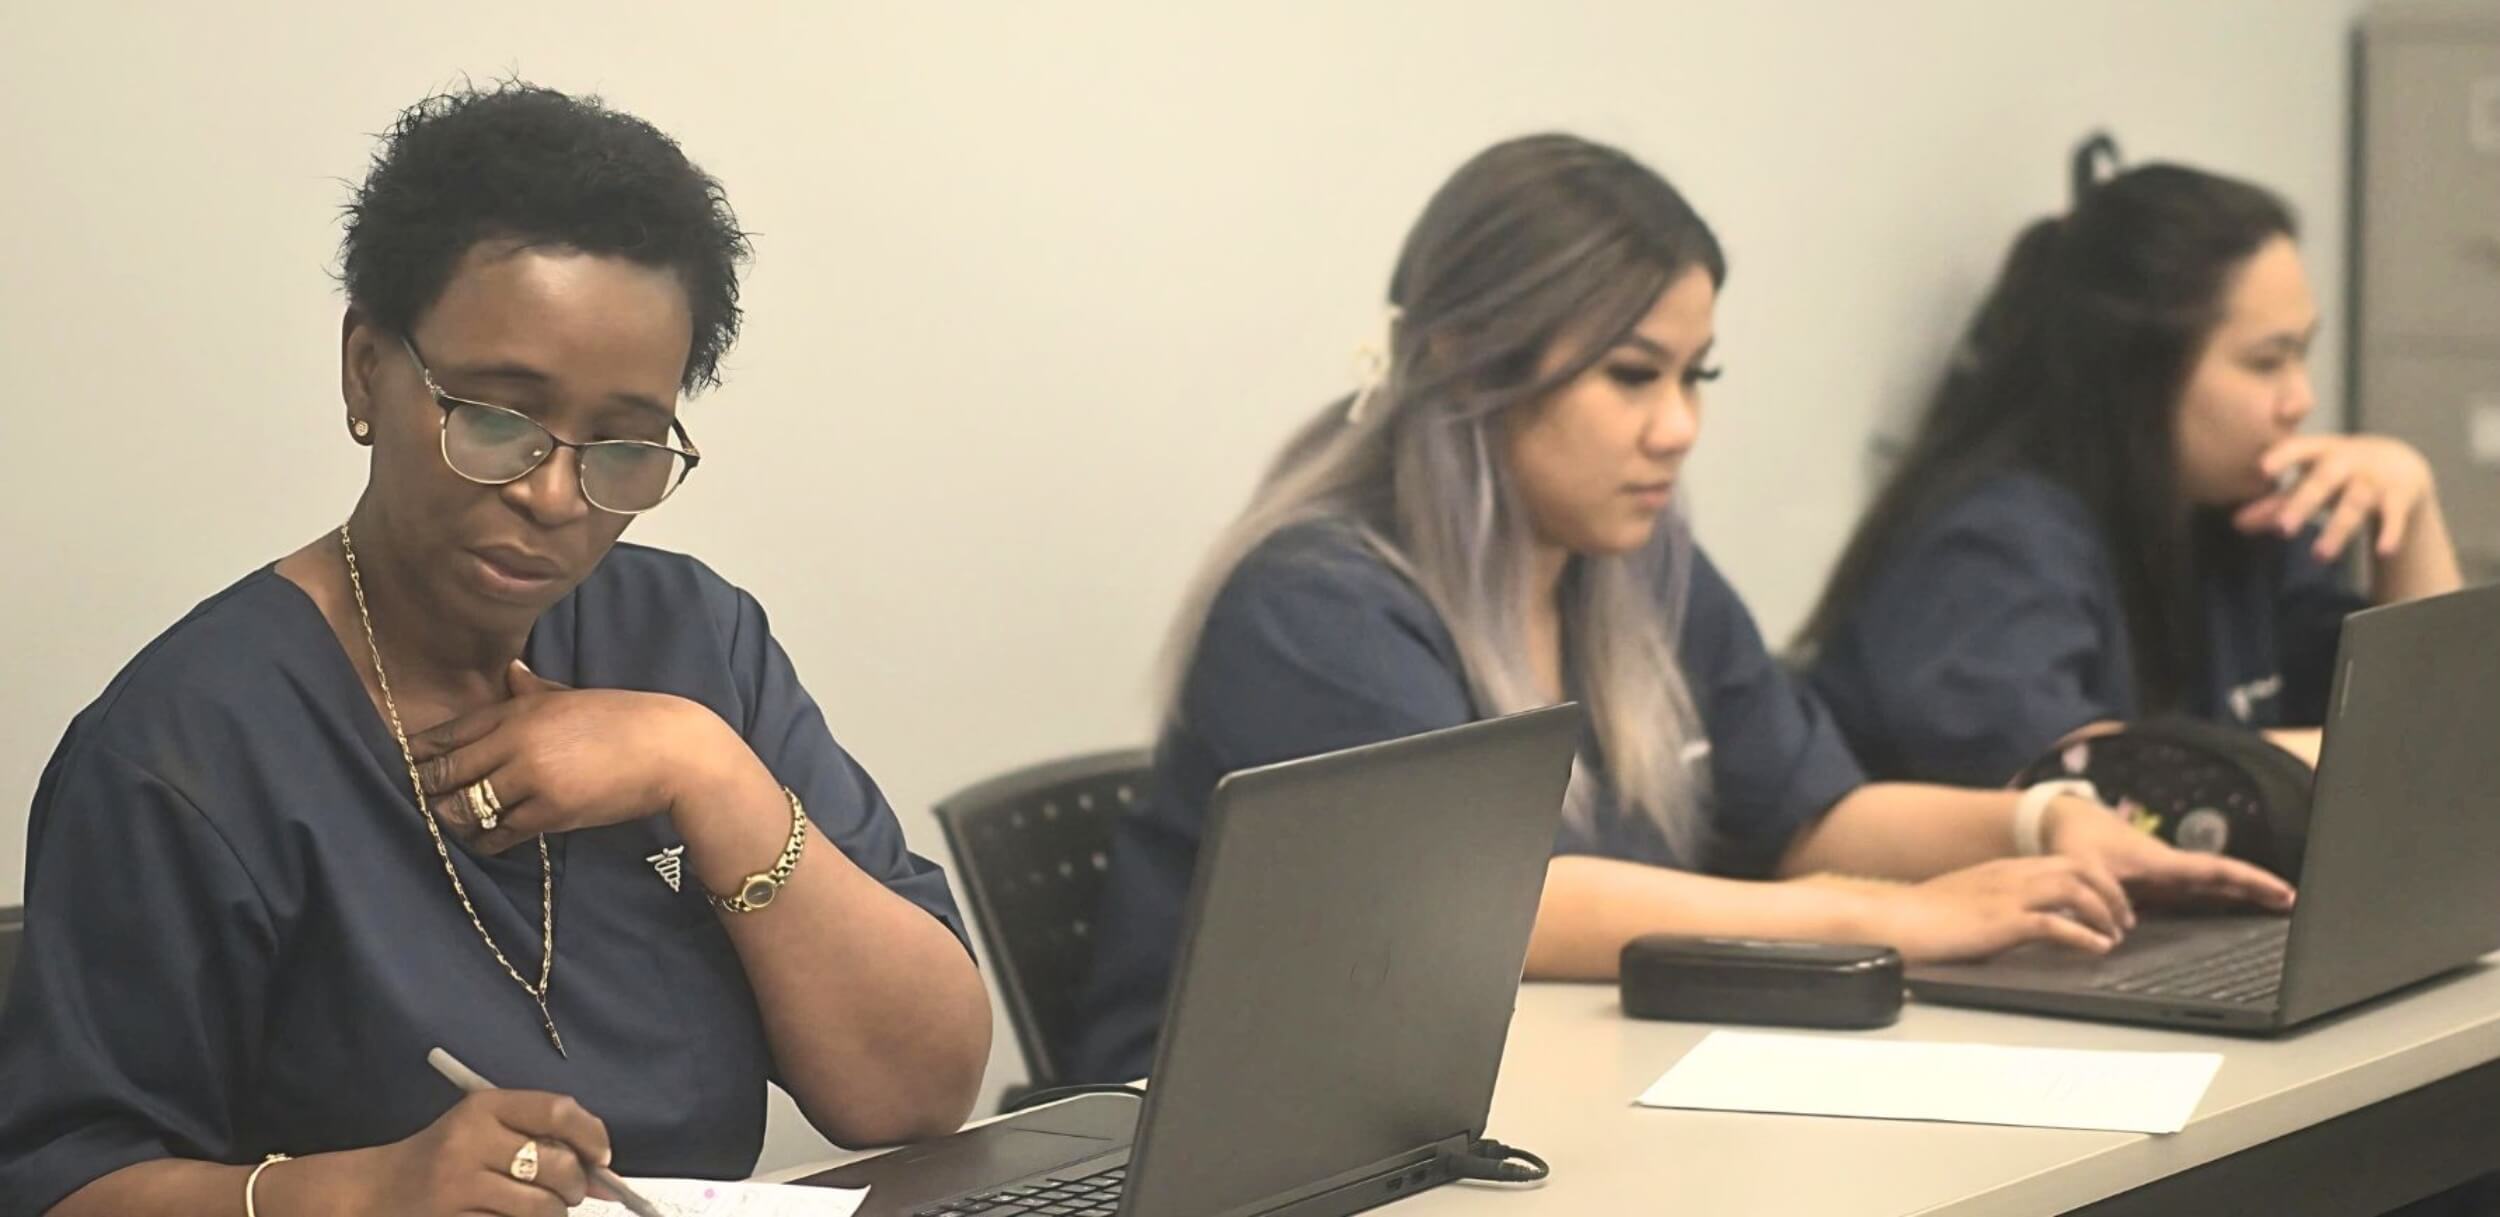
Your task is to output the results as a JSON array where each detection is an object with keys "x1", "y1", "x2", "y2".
[
  {"x1": 2235, "y1": 433, "x2": 2439, "y2": 563},
  {"x1": 2047, "y1": 797, "x2": 2297, "y2": 915},
  {"x1": 410, "y1": 661, "x2": 747, "y2": 852}
]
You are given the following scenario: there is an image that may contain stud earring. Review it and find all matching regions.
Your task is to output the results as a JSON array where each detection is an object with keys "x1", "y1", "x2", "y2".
[{"x1": 351, "y1": 418, "x2": 371, "y2": 439}]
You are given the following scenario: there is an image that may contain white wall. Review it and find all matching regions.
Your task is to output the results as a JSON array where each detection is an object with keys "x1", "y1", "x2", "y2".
[{"x1": 1, "y1": 0, "x2": 2363, "y2": 1172}]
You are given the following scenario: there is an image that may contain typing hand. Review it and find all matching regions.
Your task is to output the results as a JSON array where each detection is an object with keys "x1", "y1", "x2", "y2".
[
  {"x1": 2047, "y1": 797, "x2": 2297, "y2": 913},
  {"x1": 1867, "y1": 857, "x2": 2129, "y2": 962}
]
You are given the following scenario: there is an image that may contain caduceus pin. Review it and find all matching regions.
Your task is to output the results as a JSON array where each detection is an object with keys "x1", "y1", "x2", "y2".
[{"x1": 646, "y1": 844, "x2": 687, "y2": 893}]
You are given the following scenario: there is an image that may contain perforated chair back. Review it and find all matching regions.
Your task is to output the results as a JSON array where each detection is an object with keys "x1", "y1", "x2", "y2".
[{"x1": 935, "y1": 750, "x2": 1150, "y2": 1091}]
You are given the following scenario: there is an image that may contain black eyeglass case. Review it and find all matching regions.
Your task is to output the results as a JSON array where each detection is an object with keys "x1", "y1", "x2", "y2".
[{"x1": 1620, "y1": 934, "x2": 1904, "y2": 1030}]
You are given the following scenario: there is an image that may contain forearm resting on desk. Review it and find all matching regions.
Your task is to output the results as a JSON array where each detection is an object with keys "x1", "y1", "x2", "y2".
[
  {"x1": 1775, "y1": 784, "x2": 2034, "y2": 881},
  {"x1": 1524, "y1": 855, "x2": 1887, "y2": 980}
]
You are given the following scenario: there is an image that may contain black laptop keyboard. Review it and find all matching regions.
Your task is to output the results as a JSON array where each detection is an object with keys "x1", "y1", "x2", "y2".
[
  {"x1": 2099, "y1": 924, "x2": 2289, "y2": 1004},
  {"x1": 914, "y1": 1165, "x2": 1127, "y2": 1217}
]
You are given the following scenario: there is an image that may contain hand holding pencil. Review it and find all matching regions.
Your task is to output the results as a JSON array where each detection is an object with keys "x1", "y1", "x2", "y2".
[{"x1": 423, "y1": 1047, "x2": 666, "y2": 1217}]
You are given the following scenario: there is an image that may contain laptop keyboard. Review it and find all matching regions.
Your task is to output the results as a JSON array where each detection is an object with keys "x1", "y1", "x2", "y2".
[
  {"x1": 913, "y1": 1165, "x2": 1127, "y2": 1217},
  {"x1": 2099, "y1": 923, "x2": 2289, "y2": 1004}
]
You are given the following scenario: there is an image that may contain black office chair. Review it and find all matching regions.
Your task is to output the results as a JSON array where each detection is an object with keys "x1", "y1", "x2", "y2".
[
  {"x1": 935, "y1": 749, "x2": 1151, "y2": 1098},
  {"x1": 0, "y1": 905, "x2": 23, "y2": 1000}
]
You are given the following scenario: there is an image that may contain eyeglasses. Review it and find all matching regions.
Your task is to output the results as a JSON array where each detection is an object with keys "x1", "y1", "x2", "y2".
[{"x1": 400, "y1": 337, "x2": 701, "y2": 515}]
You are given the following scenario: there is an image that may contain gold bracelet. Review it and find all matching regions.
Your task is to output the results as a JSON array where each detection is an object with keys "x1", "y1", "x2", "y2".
[
  {"x1": 708, "y1": 787, "x2": 808, "y2": 914},
  {"x1": 245, "y1": 1153, "x2": 291, "y2": 1217}
]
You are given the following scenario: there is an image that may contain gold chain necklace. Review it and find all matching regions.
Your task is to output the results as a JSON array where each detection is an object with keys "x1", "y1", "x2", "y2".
[{"x1": 339, "y1": 524, "x2": 565, "y2": 1056}]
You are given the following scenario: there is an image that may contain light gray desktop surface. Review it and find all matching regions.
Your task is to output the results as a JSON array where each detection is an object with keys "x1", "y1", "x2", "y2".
[
  {"x1": 778, "y1": 957, "x2": 2500, "y2": 1214},
  {"x1": 1405, "y1": 959, "x2": 2500, "y2": 1216}
]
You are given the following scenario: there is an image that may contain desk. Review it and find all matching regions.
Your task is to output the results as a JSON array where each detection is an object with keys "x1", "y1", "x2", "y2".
[
  {"x1": 1412, "y1": 961, "x2": 2500, "y2": 1216},
  {"x1": 786, "y1": 959, "x2": 2500, "y2": 1215}
]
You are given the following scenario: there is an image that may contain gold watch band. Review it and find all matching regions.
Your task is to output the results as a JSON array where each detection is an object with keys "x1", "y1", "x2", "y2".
[{"x1": 709, "y1": 787, "x2": 808, "y2": 914}]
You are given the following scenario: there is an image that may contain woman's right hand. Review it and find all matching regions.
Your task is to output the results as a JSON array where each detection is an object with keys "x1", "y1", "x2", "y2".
[
  {"x1": 348, "y1": 1090, "x2": 613, "y2": 1216},
  {"x1": 1867, "y1": 857, "x2": 2129, "y2": 963}
]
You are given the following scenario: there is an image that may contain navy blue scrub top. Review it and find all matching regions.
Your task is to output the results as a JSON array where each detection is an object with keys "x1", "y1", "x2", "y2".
[
  {"x1": 1805, "y1": 471, "x2": 2368, "y2": 788},
  {"x1": 1070, "y1": 520, "x2": 1865, "y2": 1083},
  {"x1": 0, "y1": 543, "x2": 967, "y2": 1217}
]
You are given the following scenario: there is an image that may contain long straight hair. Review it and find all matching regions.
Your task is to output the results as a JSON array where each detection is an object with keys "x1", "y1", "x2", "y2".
[
  {"x1": 1796, "y1": 135, "x2": 2296, "y2": 711},
  {"x1": 1160, "y1": 133, "x2": 1727, "y2": 859}
]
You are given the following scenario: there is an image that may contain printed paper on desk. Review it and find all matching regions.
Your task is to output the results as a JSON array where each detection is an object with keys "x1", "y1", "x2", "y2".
[
  {"x1": 1635, "y1": 1030, "x2": 2223, "y2": 1134},
  {"x1": 575, "y1": 1178, "x2": 868, "y2": 1217}
]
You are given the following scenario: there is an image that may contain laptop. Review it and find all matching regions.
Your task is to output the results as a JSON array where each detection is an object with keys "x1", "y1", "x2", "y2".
[
  {"x1": 1909, "y1": 581, "x2": 2500, "y2": 1033},
  {"x1": 805, "y1": 704, "x2": 1583, "y2": 1217}
]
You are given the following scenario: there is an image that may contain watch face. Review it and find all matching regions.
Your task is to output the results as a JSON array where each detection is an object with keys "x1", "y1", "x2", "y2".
[{"x1": 742, "y1": 878, "x2": 778, "y2": 907}]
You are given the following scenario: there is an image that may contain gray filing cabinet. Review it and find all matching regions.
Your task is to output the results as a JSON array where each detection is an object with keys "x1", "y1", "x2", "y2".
[{"x1": 2355, "y1": 0, "x2": 2500, "y2": 580}]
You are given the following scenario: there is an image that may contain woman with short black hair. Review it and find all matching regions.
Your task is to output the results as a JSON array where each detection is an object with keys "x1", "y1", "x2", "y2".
[{"x1": 0, "y1": 83, "x2": 989, "y2": 1217}]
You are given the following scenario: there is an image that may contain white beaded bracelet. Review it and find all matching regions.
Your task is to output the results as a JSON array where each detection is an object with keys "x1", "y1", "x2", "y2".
[
  {"x1": 244, "y1": 1152, "x2": 291, "y2": 1217},
  {"x1": 2014, "y1": 780, "x2": 2099, "y2": 856}
]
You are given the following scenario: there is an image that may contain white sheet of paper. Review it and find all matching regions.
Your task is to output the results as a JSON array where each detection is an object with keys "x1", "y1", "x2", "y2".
[
  {"x1": 1635, "y1": 1030, "x2": 2223, "y2": 1134},
  {"x1": 574, "y1": 1178, "x2": 868, "y2": 1217}
]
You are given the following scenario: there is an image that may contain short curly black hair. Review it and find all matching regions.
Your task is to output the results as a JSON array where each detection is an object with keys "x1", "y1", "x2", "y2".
[{"x1": 341, "y1": 82, "x2": 751, "y2": 392}]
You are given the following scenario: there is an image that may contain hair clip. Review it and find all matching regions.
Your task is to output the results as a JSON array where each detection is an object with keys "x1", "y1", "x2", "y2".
[{"x1": 1345, "y1": 304, "x2": 1405, "y2": 423}]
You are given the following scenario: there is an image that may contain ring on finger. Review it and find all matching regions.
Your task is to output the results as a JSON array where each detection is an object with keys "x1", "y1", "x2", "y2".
[
  {"x1": 508, "y1": 1137, "x2": 539, "y2": 1183},
  {"x1": 467, "y1": 781, "x2": 501, "y2": 832}
]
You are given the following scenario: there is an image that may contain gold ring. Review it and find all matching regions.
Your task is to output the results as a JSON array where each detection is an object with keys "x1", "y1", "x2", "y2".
[
  {"x1": 478, "y1": 777, "x2": 504, "y2": 817},
  {"x1": 508, "y1": 1137, "x2": 539, "y2": 1183},
  {"x1": 467, "y1": 782, "x2": 500, "y2": 832}
]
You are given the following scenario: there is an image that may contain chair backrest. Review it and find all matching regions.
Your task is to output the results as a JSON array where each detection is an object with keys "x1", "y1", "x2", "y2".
[
  {"x1": 0, "y1": 905, "x2": 22, "y2": 1002},
  {"x1": 936, "y1": 749, "x2": 1150, "y2": 1091}
]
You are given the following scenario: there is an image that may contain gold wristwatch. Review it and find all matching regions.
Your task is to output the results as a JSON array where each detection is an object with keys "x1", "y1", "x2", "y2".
[{"x1": 709, "y1": 787, "x2": 808, "y2": 914}]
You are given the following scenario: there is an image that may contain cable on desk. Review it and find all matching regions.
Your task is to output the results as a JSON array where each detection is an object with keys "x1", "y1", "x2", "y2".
[{"x1": 1448, "y1": 1137, "x2": 1550, "y2": 1185}]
